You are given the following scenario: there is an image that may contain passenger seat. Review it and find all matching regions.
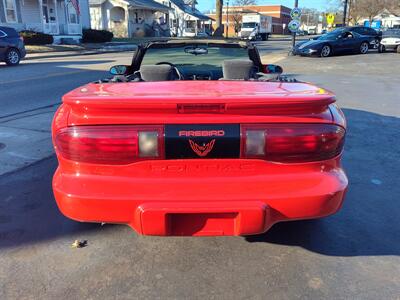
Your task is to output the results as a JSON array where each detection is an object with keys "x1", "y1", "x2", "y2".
[{"x1": 221, "y1": 59, "x2": 257, "y2": 80}]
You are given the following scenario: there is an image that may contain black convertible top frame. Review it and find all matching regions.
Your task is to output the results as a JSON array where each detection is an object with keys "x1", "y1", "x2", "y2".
[{"x1": 127, "y1": 40, "x2": 263, "y2": 75}]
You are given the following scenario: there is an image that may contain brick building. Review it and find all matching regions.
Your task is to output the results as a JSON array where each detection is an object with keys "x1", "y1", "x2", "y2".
[{"x1": 206, "y1": 4, "x2": 291, "y2": 36}]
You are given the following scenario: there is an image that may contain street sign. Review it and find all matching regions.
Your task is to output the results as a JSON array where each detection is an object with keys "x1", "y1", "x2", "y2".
[
  {"x1": 288, "y1": 19, "x2": 301, "y2": 33},
  {"x1": 290, "y1": 7, "x2": 302, "y2": 20},
  {"x1": 327, "y1": 13, "x2": 335, "y2": 25}
]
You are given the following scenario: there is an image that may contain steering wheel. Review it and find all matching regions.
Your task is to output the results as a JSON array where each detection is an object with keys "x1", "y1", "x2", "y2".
[{"x1": 155, "y1": 62, "x2": 183, "y2": 80}]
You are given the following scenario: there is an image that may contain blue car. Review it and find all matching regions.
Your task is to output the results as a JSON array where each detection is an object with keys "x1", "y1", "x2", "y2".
[
  {"x1": 294, "y1": 28, "x2": 375, "y2": 57},
  {"x1": 0, "y1": 26, "x2": 26, "y2": 66}
]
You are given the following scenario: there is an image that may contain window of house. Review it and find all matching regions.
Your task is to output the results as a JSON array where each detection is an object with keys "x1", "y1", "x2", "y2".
[
  {"x1": 3, "y1": 0, "x2": 18, "y2": 23},
  {"x1": 67, "y1": 1, "x2": 79, "y2": 24}
]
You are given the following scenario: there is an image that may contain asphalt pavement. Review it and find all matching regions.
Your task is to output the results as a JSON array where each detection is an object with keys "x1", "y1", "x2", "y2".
[{"x1": 0, "y1": 41, "x2": 399, "y2": 299}]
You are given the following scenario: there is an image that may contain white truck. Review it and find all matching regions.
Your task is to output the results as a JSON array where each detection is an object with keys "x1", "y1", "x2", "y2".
[{"x1": 239, "y1": 14, "x2": 272, "y2": 41}]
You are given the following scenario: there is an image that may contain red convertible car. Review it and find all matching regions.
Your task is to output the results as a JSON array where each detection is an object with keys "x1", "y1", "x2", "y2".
[{"x1": 52, "y1": 41, "x2": 348, "y2": 236}]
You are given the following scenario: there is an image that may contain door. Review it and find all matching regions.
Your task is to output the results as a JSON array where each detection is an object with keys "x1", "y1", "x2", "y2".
[
  {"x1": 42, "y1": 0, "x2": 59, "y2": 34},
  {"x1": 336, "y1": 32, "x2": 356, "y2": 53}
]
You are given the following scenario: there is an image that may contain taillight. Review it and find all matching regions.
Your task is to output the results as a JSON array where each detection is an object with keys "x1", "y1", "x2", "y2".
[
  {"x1": 54, "y1": 125, "x2": 164, "y2": 164},
  {"x1": 241, "y1": 124, "x2": 345, "y2": 162}
]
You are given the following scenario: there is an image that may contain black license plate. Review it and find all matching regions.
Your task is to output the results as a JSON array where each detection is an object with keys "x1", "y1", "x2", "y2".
[{"x1": 165, "y1": 124, "x2": 240, "y2": 159}]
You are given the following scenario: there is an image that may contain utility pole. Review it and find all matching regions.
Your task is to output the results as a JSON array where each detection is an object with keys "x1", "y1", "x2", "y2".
[
  {"x1": 343, "y1": 0, "x2": 348, "y2": 26},
  {"x1": 225, "y1": 0, "x2": 229, "y2": 38},
  {"x1": 291, "y1": 0, "x2": 298, "y2": 48}
]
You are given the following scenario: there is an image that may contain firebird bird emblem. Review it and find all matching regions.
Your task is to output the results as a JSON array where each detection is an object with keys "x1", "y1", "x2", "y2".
[{"x1": 189, "y1": 139, "x2": 216, "y2": 157}]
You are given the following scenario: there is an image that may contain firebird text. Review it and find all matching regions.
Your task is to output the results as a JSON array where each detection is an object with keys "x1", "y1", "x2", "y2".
[{"x1": 178, "y1": 130, "x2": 225, "y2": 137}]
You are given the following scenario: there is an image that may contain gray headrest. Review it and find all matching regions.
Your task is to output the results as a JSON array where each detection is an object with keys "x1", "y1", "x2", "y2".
[
  {"x1": 222, "y1": 59, "x2": 255, "y2": 80},
  {"x1": 139, "y1": 64, "x2": 174, "y2": 81}
]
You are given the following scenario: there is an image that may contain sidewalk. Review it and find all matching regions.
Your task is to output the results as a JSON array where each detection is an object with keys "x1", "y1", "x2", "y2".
[{"x1": 25, "y1": 43, "x2": 137, "y2": 60}]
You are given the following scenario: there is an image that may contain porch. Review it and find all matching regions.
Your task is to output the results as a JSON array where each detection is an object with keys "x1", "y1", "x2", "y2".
[{"x1": 20, "y1": 0, "x2": 83, "y2": 35}]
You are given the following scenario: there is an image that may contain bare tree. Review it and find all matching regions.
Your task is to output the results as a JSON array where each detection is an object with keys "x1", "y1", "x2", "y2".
[
  {"x1": 233, "y1": 0, "x2": 257, "y2": 5},
  {"x1": 231, "y1": 10, "x2": 242, "y2": 36},
  {"x1": 213, "y1": 0, "x2": 257, "y2": 37},
  {"x1": 357, "y1": 0, "x2": 383, "y2": 21},
  {"x1": 228, "y1": 0, "x2": 257, "y2": 36},
  {"x1": 349, "y1": 0, "x2": 400, "y2": 23},
  {"x1": 300, "y1": 8, "x2": 320, "y2": 26}
]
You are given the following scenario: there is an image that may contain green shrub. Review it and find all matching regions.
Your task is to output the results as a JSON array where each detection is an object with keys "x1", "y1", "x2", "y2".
[
  {"x1": 20, "y1": 30, "x2": 54, "y2": 45},
  {"x1": 82, "y1": 29, "x2": 113, "y2": 43}
]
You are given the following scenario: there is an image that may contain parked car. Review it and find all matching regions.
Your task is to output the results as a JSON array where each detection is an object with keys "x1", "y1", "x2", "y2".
[
  {"x1": 308, "y1": 27, "x2": 317, "y2": 34},
  {"x1": 346, "y1": 26, "x2": 382, "y2": 48},
  {"x1": 51, "y1": 40, "x2": 348, "y2": 236},
  {"x1": 0, "y1": 26, "x2": 26, "y2": 66},
  {"x1": 196, "y1": 31, "x2": 210, "y2": 38},
  {"x1": 297, "y1": 30, "x2": 308, "y2": 36},
  {"x1": 379, "y1": 29, "x2": 400, "y2": 53},
  {"x1": 294, "y1": 29, "x2": 374, "y2": 57}
]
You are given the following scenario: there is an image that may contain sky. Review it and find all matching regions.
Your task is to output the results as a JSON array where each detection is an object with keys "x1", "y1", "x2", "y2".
[{"x1": 197, "y1": 0, "x2": 329, "y2": 13}]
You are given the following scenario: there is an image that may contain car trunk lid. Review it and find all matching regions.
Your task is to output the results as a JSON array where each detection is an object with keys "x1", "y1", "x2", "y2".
[{"x1": 64, "y1": 81, "x2": 336, "y2": 125}]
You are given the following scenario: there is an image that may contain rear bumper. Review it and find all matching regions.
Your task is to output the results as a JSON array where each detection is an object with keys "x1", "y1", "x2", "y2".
[{"x1": 53, "y1": 158, "x2": 348, "y2": 236}]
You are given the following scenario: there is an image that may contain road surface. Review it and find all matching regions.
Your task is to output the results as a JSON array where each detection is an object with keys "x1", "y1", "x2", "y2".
[{"x1": 0, "y1": 42, "x2": 399, "y2": 299}]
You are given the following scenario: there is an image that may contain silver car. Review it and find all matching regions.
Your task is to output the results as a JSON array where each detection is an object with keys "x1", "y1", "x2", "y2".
[{"x1": 379, "y1": 29, "x2": 400, "y2": 53}]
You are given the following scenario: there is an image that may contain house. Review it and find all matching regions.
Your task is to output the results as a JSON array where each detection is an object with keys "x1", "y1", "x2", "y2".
[
  {"x1": 373, "y1": 8, "x2": 400, "y2": 28},
  {"x1": 160, "y1": 0, "x2": 211, "y2": 37},
  {"x1": 89, "y1": 0, "x2": 171, "y2": 38},
  {"x1": 0, "y1": 0, "x2": 91, "y2": 43}
]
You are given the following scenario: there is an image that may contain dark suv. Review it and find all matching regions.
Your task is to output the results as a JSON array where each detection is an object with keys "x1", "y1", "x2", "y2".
[
  {"x1": 0, "y1": 26, "x2": 26, "y2": 66},
  {"x1": 346, "y1": 26, "x2": 382, "y2": 48}
]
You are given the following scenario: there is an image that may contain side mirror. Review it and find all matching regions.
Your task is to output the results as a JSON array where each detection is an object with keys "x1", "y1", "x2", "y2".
[
  {"x1": 110, "y1": 65, "x2": 128, "y2": 75},
  {"x1": 262, "y1": 64, "x2": 283, "y2": 74}
]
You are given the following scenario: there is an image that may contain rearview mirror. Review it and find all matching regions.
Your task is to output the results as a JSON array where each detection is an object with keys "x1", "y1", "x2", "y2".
[
  {"x1": 110, "y1": 65, "x2": 128, "y2": 75},
  {"x1": 262, "y1": 64, "x2": 283, "y2": 74}
]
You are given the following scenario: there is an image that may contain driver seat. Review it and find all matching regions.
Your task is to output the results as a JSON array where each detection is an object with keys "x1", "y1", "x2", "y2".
[{"x1": 139, "y1": 65, "x2": 175, "y2": 81}]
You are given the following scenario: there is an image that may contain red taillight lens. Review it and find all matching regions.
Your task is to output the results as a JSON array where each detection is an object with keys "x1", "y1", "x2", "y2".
[
  {"x1": 241, "y1": 124, "x2": 345, "y2": 162},
  {"x1": 55, "y1": 125, "x2": 164, "y2": 164}
]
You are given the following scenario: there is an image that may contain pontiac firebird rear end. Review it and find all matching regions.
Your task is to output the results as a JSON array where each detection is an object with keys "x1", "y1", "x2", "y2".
[{"x1": 52, "y1": 81, "x2": 348, "y2": 236}]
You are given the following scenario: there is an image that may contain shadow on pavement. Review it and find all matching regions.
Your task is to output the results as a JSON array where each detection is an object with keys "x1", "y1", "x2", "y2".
[
  {"x1": 247, "y1": 108, "x2": 400, "y2": 256},
  {"x1": 0, "y1": 108, "x2": 399, "y2": 257},
  {"x1": 0, "y1": 156, "x2": 101, "y2": 248}
]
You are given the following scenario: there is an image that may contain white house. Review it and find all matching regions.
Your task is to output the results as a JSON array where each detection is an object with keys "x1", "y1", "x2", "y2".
[
  {"x1": 374, "y1": 8, "x2": 400, "y2": 28},
  {"x1": 89, "y1": 0, "x2": 210, "y2": 38},
  {"x1": 89, "y1": 0, "x2": 171, "y2": 37},
  {"x1": 160, "y1": 0, "x2": 211, "y2": 37},
  {"x1": 0, "y1": 0, "x2": 91, "y2": 42}
]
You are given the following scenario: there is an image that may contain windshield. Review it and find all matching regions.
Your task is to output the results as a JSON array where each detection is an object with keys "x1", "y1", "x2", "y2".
[
  {"x1": 318, "y1": 29, "x2": 344, "y2": 40},
  {"x1": 383, "y1": 29, "x2": 400, "y2": 37},
  {"x1": 242, "y1": 22, "x2": 257, "y2": 29},
  {"x1": 141, "y1": 44, "x2": 250, "y2": 75}
]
